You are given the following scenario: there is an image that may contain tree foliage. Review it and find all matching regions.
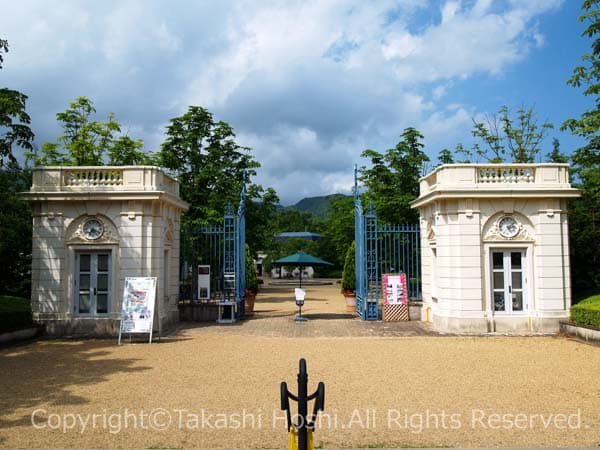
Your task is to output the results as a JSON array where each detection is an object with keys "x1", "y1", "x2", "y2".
[
  {"x1": 563, "y1": 0, "x2": 600, "y2": 292},
  {"x1": 158, "y1": 105, "x2": 262, "y2": 227},
  {"x1": 437, "y1": 148, "x2": 454, "y2": 165},
  {"x1": 563, "y1": 0, "x2": 600, "y2": 138},
  {"x1": 341, "y1": 241, "x2": 356, "y2": 291},
  {"x1": 457, "y1": 105, "x2": 553, "y2": 163},
  {"x1": 31, "y1": 96, "x2": 154, "y2": 166},
  {"x1": 320, "y1": 195, "x2": 354, "y2": 267},
  {"x1": 360, "y1": 127, "x2": 429, "y2": 224},
  {"x1": 245, "y1": 244, "x2": 259, "y2": 294},
  {"x1": 0, "y1": 39, "x2": 35, "y2": 166},
  {"x1": 0, "y1": 161, "x2": 32, "y2": 297},
  {"x1": 546, "y1": 138, "x2": 568, "y2": 163},
  {"x1": 0, "y1": 38, "x2": 8, "y2": 69},
  {"x1": 245, "y1": 185, "x2": 280, "y2": 256}
]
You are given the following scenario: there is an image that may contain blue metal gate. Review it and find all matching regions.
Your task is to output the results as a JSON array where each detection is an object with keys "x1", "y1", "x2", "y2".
[
  {"x1": 180, "y1": 175, "x2": 246, "y2": 322},
  {"x1": 354, "y1": 166, "x2": 421, "y2": 320}
]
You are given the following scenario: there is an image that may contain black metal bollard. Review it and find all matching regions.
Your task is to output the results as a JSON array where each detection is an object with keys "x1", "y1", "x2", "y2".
[{"x1": 280, "y1": 358, "x2": 325, "y2": 450}]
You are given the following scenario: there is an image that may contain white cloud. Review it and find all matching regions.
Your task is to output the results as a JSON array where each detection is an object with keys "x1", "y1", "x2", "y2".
[{"x1": 0, "y1": 0, "x2": 566, "y2": 203}]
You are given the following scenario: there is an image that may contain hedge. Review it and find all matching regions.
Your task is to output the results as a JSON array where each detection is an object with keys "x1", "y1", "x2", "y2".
[
  {"x1": 0, "y1": 295, "x2": 33, "y2": 334},
  {"x1": 570, "y1": 294, "x2": 600, "y2": 329}
]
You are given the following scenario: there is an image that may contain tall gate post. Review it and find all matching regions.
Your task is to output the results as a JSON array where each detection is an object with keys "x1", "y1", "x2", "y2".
[
  {"x1": 365, "y1": 203, "x2": 380, "y2": 320},
  {"x1": 217, "y1": 202, "x2": 237, "y2": 323},
  {"x1": 235, "y1": 174, "x2": 247, "y2": 319},
  {"x1": 354, "y1": 165, "x2": 366, "y2": 319}
]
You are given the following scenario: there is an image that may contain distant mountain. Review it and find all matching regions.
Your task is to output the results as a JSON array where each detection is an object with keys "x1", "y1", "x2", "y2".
[{"x1": 287, "y1": 194, "x2": 350, "y2": 218}]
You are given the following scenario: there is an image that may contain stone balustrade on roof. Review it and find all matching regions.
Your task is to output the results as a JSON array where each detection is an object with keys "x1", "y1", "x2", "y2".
[{"x1": 411, "y1": 163, "x2": 580, "y2": 208}]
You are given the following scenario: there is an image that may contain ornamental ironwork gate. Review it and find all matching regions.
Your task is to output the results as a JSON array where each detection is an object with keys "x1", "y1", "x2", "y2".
[
  {"x1": 354, "y1": 166, "x2": 421, "y2": 320},
  {"x1": 180, "y1": 180, "x2": 246, "y2": 322}
]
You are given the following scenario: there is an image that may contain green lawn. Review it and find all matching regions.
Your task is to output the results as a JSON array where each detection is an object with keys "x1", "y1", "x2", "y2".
[
  {"x1": 571, "y1": 292, "x2": 600, "y2": 328},
  {"x1": 0, "y1": 295, "x2": 33, "y2": 334}
]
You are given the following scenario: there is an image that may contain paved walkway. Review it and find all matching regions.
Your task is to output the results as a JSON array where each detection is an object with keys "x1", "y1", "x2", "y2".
[
  {"x1": 181, "y1": 278, "x2": 555, "y2": 338},
  {"x1": 181, "y1": 279, "x2": 439, "y2": 338}
]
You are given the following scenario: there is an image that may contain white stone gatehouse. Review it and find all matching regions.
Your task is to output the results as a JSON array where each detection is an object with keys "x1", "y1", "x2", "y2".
[
  {"x1": 411, "y1": 164, "x2": 580, "y2": 333},
  {"x1": 21, "y1": 166, "x2": 189, "y2": 336}
]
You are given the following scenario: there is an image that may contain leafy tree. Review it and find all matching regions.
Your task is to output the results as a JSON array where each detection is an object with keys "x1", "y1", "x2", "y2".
[
  {"x1": 341, "y1": 241, "x2": 356, "y2": 292},
  {"x1": 320, "y1": 195, "x2": 354, "y2": 267},
  {"x1": 437, "y1": 148, "x2": 454, "y2": 165},
  {"x1": 108, "y1": 136, "x2": 154, "y2": 165},
  {"x1": 0, "y1": 39, "x2": 35, "y2": 166},
  {"x1": 245, "y1": 185, "x2": 280, "y2": 255},
  {"x1": 0, "y1": 38, "x2": 7, "y2": 69},
  {"x1": 563, "y1": 0, "x2": 600, "y2": 138},
  {"x1": 562, "y1": 0, "x2": 600, "y2": 292},
  {"x1": 31, "y1": 96, "x2": 154, "y2": 166},
  {"x1": 245, "y1": 244, "x2": 258, "y2": 294},
  {"x1": 0, "y1": 39, "x2": 33, "y2": 297},
  {"x1": 0, "y1": 161, "x2": 32, "y2": 297},
  {"x1": 546, "y1": 138, "x2": 568, "y2": 163},
  {"x1": 469, "y1": 105, "x2": 553, "y2": 163},
  {"x1": 274, "y1": 208, "x2": 320, "y2": 234},
  {"x1": 158, "y1": 105, "x2": 260, "y2": 226},
  {"x1": 360, "y1": 127, "x2": 429, "y2": 223},
  {"x1": 453, "y1": 143, "x2": 472, "y2": 163},
  {"x1": 33, "y1": 97, "x2": 119, "y2": 165}
]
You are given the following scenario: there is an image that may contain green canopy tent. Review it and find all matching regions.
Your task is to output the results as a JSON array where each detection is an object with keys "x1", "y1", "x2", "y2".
[{"x1": 271, "y1": 251, "x2": 333, "y2": 287}]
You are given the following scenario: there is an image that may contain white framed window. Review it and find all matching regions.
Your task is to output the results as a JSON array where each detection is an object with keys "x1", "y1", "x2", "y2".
[
  {"x1": 75, "y1": 251, "x2": 111, "y2": 315},
  {"x1": 491, "y1": 249, "x2": 527, "y2": 314}
]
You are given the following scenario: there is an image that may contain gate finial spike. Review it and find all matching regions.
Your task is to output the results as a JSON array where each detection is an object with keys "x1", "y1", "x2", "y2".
[
  {"x1": 366, "y1": 201, "x2": 376, "y2": 216},
  {"x1": 354, "y1": 164, "x2": 358, "y2": 200}
]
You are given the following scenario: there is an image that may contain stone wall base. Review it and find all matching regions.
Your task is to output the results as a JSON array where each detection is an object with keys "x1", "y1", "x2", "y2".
[
  {"x1": 432, "y1": 313, "x2": 567, "y2": 334},
  {"x1": 38, "y1": 314, "x2": 178, "y2": 338},
  {"x1": 433, "y1": 315, "x2": 489, "y2": 333},
  {"x1": 560, "y1": 321, "x2": 600, "y2": 344},
  {"x1": 179, "y1": 303, "x2": 219, "y2": 322}
]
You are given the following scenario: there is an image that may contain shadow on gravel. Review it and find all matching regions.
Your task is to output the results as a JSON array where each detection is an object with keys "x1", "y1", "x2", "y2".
[{"x1": 0, "y1": 340, "x2": 151, "y2": 433}]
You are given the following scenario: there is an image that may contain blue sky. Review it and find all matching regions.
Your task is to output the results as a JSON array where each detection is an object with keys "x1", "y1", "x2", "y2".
[{"x1": 0, "y1": 0, "x2": 593, "y2": 204}]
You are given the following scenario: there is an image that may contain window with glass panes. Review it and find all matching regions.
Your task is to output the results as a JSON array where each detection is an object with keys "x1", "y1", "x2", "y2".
[
  {"x1": 491, "y1": 249, "x2": 526, "y2": 313},
  {"x1": 75, "y1": 252, "x2": 111, "y2": 314}
]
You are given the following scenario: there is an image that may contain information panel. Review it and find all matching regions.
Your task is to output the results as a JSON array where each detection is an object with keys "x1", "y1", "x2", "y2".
[
  {"x1": 118, "y1": 277, "x2": 157, "y2": 344},
  {"x1": 383, "y1": 273, "x2": 408, "y2": 305}
]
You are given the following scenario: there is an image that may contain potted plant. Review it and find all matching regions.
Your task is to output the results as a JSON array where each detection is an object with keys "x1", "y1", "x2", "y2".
[
  {"x1": 245, "y1": 244, "x2": 258, "y2": 314},
  {"x1": 341, "y1": 241, "x2": 356, "y2": 311}
]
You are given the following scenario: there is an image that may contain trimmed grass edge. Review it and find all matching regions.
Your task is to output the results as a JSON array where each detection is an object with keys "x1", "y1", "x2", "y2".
[{"x1": 570, "y1": 293, "x2": 600, "y2": 328}]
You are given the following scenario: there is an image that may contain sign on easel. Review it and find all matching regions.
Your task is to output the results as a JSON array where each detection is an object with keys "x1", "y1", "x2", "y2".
[
  {"x1": 383, "y1": 273, "x2": 408, "y2": 305},
  {"x1": 118, "y1": 277, "x2": 157, "y2": 345},
  {"x1": 382, "y1": 273, "x2": 410, "y2": 321}
]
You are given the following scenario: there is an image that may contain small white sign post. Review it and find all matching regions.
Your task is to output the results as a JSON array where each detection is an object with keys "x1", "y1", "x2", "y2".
[
  {"x1": 294, "y1": 288, "x2": 306, "y2": 322},
  {"x1": 118, "y1": 277, "x2": 157, "y2": 345}
]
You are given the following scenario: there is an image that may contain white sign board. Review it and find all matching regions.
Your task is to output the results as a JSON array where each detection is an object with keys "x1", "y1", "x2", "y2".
[
  {"x1": 383, "y1": 273, "x2": 408, "y2": 305},
  {"x1": 118, "y1": 277, "x2": 157, "y2": 344},
  {"x1": 198, "y1": 265, "x2": 211, "y2": 300},
  {"x1": 294, "y1": 288, "x2": 306, "y2": 305}
]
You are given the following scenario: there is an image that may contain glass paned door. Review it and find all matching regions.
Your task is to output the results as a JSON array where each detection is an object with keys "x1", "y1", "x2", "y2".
[
  {"x1": 491, "y1": 250, "x2": 526, "y2": 314},
  {"x1": 76, "y1": 252, "x2": 111, "y2": 314}
]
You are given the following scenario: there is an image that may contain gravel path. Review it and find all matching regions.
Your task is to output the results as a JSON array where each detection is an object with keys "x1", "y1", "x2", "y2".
[{"x1": 1, "y1": 282, "x2": 599, "y2": 449}]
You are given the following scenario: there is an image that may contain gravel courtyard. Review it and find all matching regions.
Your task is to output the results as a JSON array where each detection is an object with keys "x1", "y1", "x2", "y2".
[{"x1": 1, "y1": 281, "x2": 599, "y2": 449}]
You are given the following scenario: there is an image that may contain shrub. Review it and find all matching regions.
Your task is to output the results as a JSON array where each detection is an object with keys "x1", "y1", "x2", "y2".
[
  {"x1": 245, "y1": 245, "x2": 259, "y2": 294},
  {"x1": 341, "y1": 241, "x2": 356, "y2": 292},
  {"x1": 0, "y1": 295, "x2": 33, "y2": 333},
  {"x1": 570, "y1": 294, "x2": 600, "y2": 328}
]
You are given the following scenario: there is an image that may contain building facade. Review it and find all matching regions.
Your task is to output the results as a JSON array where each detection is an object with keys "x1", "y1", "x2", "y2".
[
  {"x1": 21, "y1": 166, "x2": 188, "y2": 336},
  {"x1": 411, "y1": 164, "x2": 580, "y2": 333}
]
